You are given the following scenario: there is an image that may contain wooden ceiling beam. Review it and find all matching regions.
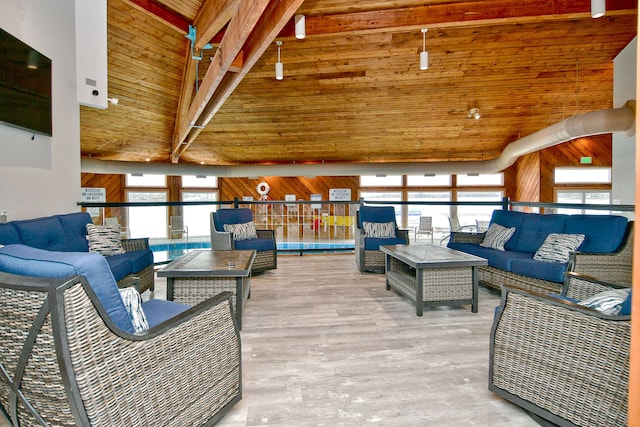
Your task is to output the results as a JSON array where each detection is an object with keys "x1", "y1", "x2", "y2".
[
  {"x1": 193, "y1": 0, "x2": 239, "y2": 51},
  {"x1": 122, "y1": 0, "x2": 190, "y2": 33},
  {"x1": 174, "y1": 0, "x2": 305, "y2": 161}
]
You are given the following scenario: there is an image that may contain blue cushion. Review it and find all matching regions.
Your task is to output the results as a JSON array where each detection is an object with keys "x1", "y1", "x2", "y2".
[
  {"x1": 509, "y1": 258, "x2": 567, "y2": 283},
  {"x1": 0, "y1": 244, "x2": 134, "y2": 333},
  {"x1": 142, "y1": 299, "x2": 191, "y2": 328},
  {"x1": 564, "y1": 215, "x2": 628, "y2": 253},
  {"x1": 127, "y1": 249, "x2": 154, "y2": 273},
  {"x1": 57, "y1": 212, "x2": 92, "y2": 252},
  {"x1": 214, "y1": 209, "x2": 254, "y2": 231},
  {"x1": 447, "y1": 242, "x2": 533, "y2": 271},
  {"x1": 234, "y1": 237, "x2": 275, "y2": 252},
  {"x1": 364, "y1": 237, "x2": 407, "y2": 251},
  {"x1": 14, "y1": 217, "x2": 68, "y2": 251},
  {"x1": 489, "y1": 210, "x2": 527, "y2": 251},
  {"x1": 0, "y1": 223, "x2": 21, "y2": 245},
  {"x1": 513, "y1": 213, "x2": 567, "y2": 253},
  {"x1": 105, "y1": 254, "x2": 132, "y2": 282},
  {"x1": 358, "y1": 206, "x2": 397, "y2": 228}
]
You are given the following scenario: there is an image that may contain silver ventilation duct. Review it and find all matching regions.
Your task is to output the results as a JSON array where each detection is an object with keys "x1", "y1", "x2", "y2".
[{"x1": 81, "y1": 101, "x2": 635, "y2": 177}]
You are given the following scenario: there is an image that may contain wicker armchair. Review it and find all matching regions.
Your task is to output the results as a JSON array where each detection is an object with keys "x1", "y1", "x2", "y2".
[
  {"x1": 210, "y1": 209, "x2": 277, "y2": 274},
  {"x1": 0, "y1": 271, "x2": 241, "y2": 426},
  {"x1": 489, "y1": 272, "x2": 630, "y2": 427},
  {"x1": 355, "y1": 206, "x2": 409, "y2": 273}
]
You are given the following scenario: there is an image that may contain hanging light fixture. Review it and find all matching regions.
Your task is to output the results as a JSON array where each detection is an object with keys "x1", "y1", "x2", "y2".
[
  {"x1": 295, "y1": 14, "x2": 306, "y2": 39},
  {"x1": 420, "y1": 28, "x2": 429, "y2": 70},
  {"x1": 275, "y1": 41, "x2": 283, "y2": 80},
  {"x1": 468, "y1": 108, "x2": 481, "y2": 120},
  {"x1": 591, "y1": 0, "x2": 605, "y2": 18}
]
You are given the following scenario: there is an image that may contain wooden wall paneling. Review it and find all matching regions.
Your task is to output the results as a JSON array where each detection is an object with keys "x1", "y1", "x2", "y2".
[
  {"x1": 81, "y1": 173, "x2": 126, "y2": 224},
  {"x1": 515, "y1": 152, "x2": 541, "y2": 209}
]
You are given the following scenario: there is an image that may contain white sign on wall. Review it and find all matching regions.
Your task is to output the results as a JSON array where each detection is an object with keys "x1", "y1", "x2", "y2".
[
  {"x1": 329, "y1": 188, "x2": 351, "y2": 201},
  {"x1": 80, "y1": 187, "x2": 106, "y2": 203},
  {"x1": 310, "y1": 193, "x2": 322, "y2": 209}
]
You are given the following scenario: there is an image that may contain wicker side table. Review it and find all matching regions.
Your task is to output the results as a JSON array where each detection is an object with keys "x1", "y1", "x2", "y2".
[
  {"x1": 380, "y1": 244, "x2": 487, "y2": 316},
  {"x1": 157, "y1": 250, "x2": 255, "y2": 329}
]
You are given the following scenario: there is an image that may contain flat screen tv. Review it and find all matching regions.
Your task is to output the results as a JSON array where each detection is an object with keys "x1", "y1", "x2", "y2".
[{"x1": 0, "y1": 27, "x2": 52, "y2": 136}]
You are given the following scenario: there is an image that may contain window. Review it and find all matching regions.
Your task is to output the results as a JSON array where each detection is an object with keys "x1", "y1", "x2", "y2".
[
  {"x1": 182, "y1": 191, "x2": 218, "y2": 237},
  {"x1": 407, "y1": 191, "x2": 451, "y2": 238},
  {"x1": 125, "y1": 190, "x2": 168, "y2": 238},
  {"x1": 456, "y1": 173, "x2": 503, "y2": 186},
  {"x1": 556, "y1": 190, "x2": 611, "y2": 215},
  {"x1": 555, "y1": 167, "x2": 611, "y2": 184},
  {"x1": 360, "y1": 175, "x2": 402, "y2": 187},
  {"x1": 406, "y1": 174, "x2": 451, "y2": 186},
  {"x1": 126, "y1": 173, "x2": 166, "y2": 187},
  {"x1": 456, "y1": 191, "x2": 503, "y2": 227},
  {"x1": 182, "y1": 175, "x2": 218, "y2": 188}
]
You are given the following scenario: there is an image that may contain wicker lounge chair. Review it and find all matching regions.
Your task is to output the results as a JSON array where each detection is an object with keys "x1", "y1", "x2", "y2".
[
  {"x1": 489, "y1": 272, "x2": 630, "y2": 427},
  {"x1": 210, "y1": 209, "x2": 277, "y2": 274},
  {"x1": 355, "y1": 206, "x2": 409, "y2": 273},
  {"x1": 0, "y1": 271, "x2": 241, "y2": 426}
]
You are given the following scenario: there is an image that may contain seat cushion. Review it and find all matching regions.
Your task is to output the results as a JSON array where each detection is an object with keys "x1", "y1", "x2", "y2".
[
  {"x1": 0, "y1": 244, "x2": 134, "y2": 333},
  {"x1": 512, "y1": 213, "x2": 567, "y2": 253},
  {"x1": 235, "y1": 237, "x2": 275, "y2": 252},
  {"x1": 14, "y1": 217, "x2": 68, "y2": 251},
  {"x1": 142, "y1": 299, "x2": 191, "y2": 329},
  {"x1": 214, "y1": 208, "x2": 254, "y2": 231},
  {"x1": 57, "y1": 212, "x2": 92, "y2": 252},
  {"x1": 105, "y1": 253, "x2": 133, "y2": 282},
  {"x1": 509, "y1": 258, "x2": 568, "y2": 283},
  {"x1": 448, "y1": 242, "x2": 533, "y2": 271},
  {"x1": 358, "y1": 206, "x2": 397, "y2": 228},
  {"x1": 0, "y1": 223, "x2": 22, "y2": 245},
  {"x1": 364, "y1": 237, "x2": 407, "y2": 251}
]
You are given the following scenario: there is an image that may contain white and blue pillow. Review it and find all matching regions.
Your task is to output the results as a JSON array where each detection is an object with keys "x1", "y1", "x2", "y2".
[
  {"x1": 480, "y1": 223, "x2": 516, "y2": 251},
  {"x1": 362, "y1": 221, "x2": 396, "y2": 238},
  {"x1": 578, "y1": 288, "x2": 631, "y2": 315},
  {"x1": 119, "y1": 287, "x2": 149, "y2": 332},
  {"x1": 223, "y1": 221, "x2": 258, "y2": 241},
  {"x1": 533, "y1": 233, "x2": 585, "y2": 263},
  {"x1": 86, "y1": 224, "x2": 125, "y2": 256}
]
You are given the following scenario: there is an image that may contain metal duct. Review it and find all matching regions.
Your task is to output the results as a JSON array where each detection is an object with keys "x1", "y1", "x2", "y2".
[{"x1": 81, "y1": 101, "x2": 635, "y2": 177}]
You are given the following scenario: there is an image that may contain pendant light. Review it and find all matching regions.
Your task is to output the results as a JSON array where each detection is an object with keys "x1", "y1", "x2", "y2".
[
  {"x1": 420, "y1": 28, "x2": 428, "y2": 70},
  {"x1": 275, "y1": 41, "x2": 283, "y2": 80},
  {"x1": 295, "y1": 14, "x2": 306, "y2": 39},
  {"x1": 591, "y1": 0, "x2": 605, "y2": 18}
]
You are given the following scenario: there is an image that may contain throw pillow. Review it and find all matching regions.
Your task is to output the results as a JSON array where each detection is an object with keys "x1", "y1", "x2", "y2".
[
  {"x1": 480, "y1": 223, "x2": 516, "y2": 251},
  {"x1": 362, "y1": 221, "x2": 396, "y2": 238},
  {"x1": 533, "y1": 233, "x2": 585, "y2": 263},
  {"x1": 119, "y1": 287, "x2": 149, "y2": 332},
  {"x1": 578, "y1": 288, "x2": 631, "y2": 315},
  {"x1": 86, "y1": 224, "x2": 125, "y2": 256},
  {"x1": 223, "y1": 221, "x2": 258, "y2": 241}
]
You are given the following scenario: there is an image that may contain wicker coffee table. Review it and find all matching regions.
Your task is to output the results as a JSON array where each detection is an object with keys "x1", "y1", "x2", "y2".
[
  {"x1": 157, "y1": 250, "x2": 255, "y2": 329},
  {"x1": 380, "y1": 244, "x2": 487, "y2": 316}
]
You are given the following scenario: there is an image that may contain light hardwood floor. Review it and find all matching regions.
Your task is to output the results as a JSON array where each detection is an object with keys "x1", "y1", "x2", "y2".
[{"x1": 184, "y1": 253, "x2": 538, "y2": 427}]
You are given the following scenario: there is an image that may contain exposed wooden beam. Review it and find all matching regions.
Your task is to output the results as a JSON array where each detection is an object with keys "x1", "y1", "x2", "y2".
[
  {"x1": 122, "y1": 0, "x2": 189, "y2": 33},
  {"x1": 170, "y1": 45, "x2": 198, "y2": 163},
  {"x1": 173, "y1": 0, "x2": 305, "y2": 161},
  {"x1": 193, "y1": 0, "x2": 239, "y2": 51}
]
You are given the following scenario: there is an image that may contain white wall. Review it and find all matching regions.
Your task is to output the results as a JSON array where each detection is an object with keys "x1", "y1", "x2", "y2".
[
  {"x1": 612, "y1": 37, "x2": 637, "y2": 214},
  {"x1": 0, "y1": 0, "x2": 80, "y2": 221}
]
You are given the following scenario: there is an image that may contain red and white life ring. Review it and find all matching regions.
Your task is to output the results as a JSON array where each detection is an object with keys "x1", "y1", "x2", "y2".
[{"x1": 256, "y1": 182, "x2": 270, "y2": 196}]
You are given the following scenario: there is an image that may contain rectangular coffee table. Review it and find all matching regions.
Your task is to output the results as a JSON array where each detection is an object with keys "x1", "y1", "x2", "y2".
[
  {"x1": 380, "y1": 244, "x2": 488, "y2": 316},
  {"x1": 157, "y1": 250, "x2": 255, "y2": 329}
]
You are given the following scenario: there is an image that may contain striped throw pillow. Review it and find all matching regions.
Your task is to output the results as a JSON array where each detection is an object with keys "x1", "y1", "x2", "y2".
[
  {"x1": 223, "y1": 221, "x2": 258, "y2": 241},
  {"x1": 119, "y1": 287, "x2": 149, "y2": 332},
  {"x1": 479, "y1": 223, "x2": 516, "y2": 251},
  {"x1": 86, "y1": 224, "x2": 125, "y2": 256},
  {"x1": 578, "y1": 288, "x2": 631, "y2": 315},
  {"x1": 533, "y1": 233, "x2": 585, "y2": 263},
  {"x1": 362, "y1": 221, "x2": 396, "y2": 238}
]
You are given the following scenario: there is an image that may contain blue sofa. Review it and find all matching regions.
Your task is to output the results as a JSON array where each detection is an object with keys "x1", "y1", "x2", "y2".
[
  {"x1": 448, "y1": 210, "x2": 633, "y2": 294},
  {"x1": 0, "y1": 212, "x2": 155, "y2": 293}
]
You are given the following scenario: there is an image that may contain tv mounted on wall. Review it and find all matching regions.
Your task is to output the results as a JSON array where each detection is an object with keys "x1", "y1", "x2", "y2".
[{"x1": 0, "y1": 27, "x2": 52, "y2": 136}]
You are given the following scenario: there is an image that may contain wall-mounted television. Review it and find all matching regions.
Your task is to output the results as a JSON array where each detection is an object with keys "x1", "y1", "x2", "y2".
[{"x1": 0, "y1": 27, "x2": 52, "y2": 136}]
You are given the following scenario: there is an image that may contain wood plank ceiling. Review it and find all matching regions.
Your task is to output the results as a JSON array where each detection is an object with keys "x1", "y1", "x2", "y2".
[{"x1": 79, "y1": 0, "x2": 638, "y2": 169}]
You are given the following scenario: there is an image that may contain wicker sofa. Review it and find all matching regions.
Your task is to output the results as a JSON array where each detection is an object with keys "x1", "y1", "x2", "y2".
[
  {"x1": 448, "y1": 210, "x2": 633, "y2": 294},
  {"x1": 0, "y1": 212, "x2": 155, "y2": 293},
  {"x1": 0, "y1": 251, "x2": 241, "y2": 426},
  {"x1": 490, "y1": 272, "x2": 631, "y2": 427}
]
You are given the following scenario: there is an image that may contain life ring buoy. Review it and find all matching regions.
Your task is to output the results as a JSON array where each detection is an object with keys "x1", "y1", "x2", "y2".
[{"x1": 256, "y1": 182, "x2": 270, "y2": 196}]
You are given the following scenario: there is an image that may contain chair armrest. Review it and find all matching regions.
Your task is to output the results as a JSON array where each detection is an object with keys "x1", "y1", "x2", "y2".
[
  {"x1": 449, "y1": 231, "x2": 485, "y2": 244},
  {"x1": 562, "y1": 271, "x2": 631, "y2": 301},
  {"x1": 397, "y1": 228, "x2": 409, "y2": 242},
  {"x1": 55, "y1": 279, "x2": 241, "y2": 425},
  {"x1": 256, "y1": 229, "x2": 275, "y2": 240},
  {"x1": 120, "y1": 237, "x2": 150, "y2": 252},
  {"x1": 211, "y1": 228, "x2": 234, "y2": 250}
]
